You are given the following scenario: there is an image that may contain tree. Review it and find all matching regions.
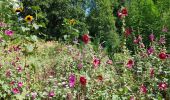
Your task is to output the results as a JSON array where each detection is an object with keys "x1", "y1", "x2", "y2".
[{"x1": 87, "y1": 0, "x2": 120, "y2": 53}]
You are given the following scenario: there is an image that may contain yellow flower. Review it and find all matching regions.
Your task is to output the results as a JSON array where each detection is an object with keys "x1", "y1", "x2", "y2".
[
  {"x1": 69, "y1": 19, "x2": 76, "y2": 25},
  {"x1": 25, "y1": 15, "x2": 33, "y2": 22},
  {"x1": 15, "y1": 8, "x2": 23, "y2": 13}
]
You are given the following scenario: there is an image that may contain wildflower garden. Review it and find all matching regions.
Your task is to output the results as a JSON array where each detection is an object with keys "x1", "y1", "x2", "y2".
[{"x1": 0, "y1": 0, "x2": 170, "y2": 100}]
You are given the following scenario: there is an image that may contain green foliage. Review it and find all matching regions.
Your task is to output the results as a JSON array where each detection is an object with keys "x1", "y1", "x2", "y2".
[
  {"x1": 125, "y1": 0, "x2": 170, "y2": 52},
  {"x1": 87, "y1": 0, "x2": 120, "y2": 53}
]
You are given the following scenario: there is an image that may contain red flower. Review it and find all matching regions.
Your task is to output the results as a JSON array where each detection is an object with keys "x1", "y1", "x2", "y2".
[
  {"x1": 159, "y1": 52, "x2": 167, "y2": 60},
  {"x1": 82, "y1": 34, "x2": 90, "y2": 44},
  {"x1": 121, "y1": 8, "x2": 128, "y2": 16},
  {"x1": 158, "y1": 82, "x2": 168, "y2": 91},
  {"x1": 93, "y1": 58, "x2": 100, "y2": 68},
  {"x1": 80, "y1": 76, "x2": 87, "y2": 86},
  {"x1": 140, "y1": 84, "x2": 147, "y2": 94},
  {"x1": 126, "y1": 59, "x2": 134, "y2": 69}
]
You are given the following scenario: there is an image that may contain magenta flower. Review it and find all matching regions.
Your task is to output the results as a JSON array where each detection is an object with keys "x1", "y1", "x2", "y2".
[
  {"x1": 149, "y1": 33, "x2": 154, "y2": 42},
  {"x1": 4, "y1": 29, "x2": 14, "y2": 36},
  {"x1": 48, "y1": 91, "x2": 55, "y2": 97},
  {"x1": 12, "y1": 88, "x2": 20, "y2": 94},
  {"x1": 158, "y1": 82, "x2": 168, "y2": 91},
  {"x1": 18, "y1": 82, "x2": 23, "y2": 87},
  {"x1": 140, "y1": 84, "x2": 147, "y2": 94},
  {"x1": 147, "y1": 47, "x2": 154, "y2": 55},
  {"x1": 69, "y1": 74, "x2": 76, "y2": 88},
  {"x1": 126, "y1": 59, "x2": 134, "y2": 69},
  {"x1": 93, "y1": 57, "x2": 100, "y2": 68}
]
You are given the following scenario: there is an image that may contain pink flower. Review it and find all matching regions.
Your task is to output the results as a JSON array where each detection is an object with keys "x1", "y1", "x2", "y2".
[
  {"x1": 17, "y1": 66, "x2": 22, "y2": 72},
  {"x1": 106, "y1": 59, "x2": 113, "y2": 65},
  {"x1": 158, "y1": 82, "x2": 168, "y2": 91},
  {"x1": 139, "y1": 43, "x2": 145, "y2": 48},
  {"x1": 12, "y1": 88, "x2": 20, "y2": 94},
  {"x1": 93, "y1": 57, "x2": 100, "y2": 68},
  {"x1": 126, "y1": 59, "x2": 134, "y2": 69},
  {"x1": 130, "y1": 96, "x2": 135, "y2": 100},
  {"x1": 147, "y1": 47, "x2": 154, "y2": 55},
  {"x1": 150, "y1": 68, "x2": 154, "y2": 78},
  {"x1": 140, "y1": 84, "x2": 147, "y2": 94},
  {"x1": 0, "y1": 22, "x2": 7, "y2": 27},
  {"x1": 159, "y1": 36, "x2": 166, "y2": 45},
  {"x1": 4, "y1": 29, "x2": 14, "y2": 36},
  {"x1": 117, "y1": 10, "x2": 122, "y2": 18},
  {"x1": 137, "y1": 35, "x2": 142, "y2": 41},
  {"x1": 18, "y1": 82, "x2": 23, "y2": 87},
  {"x1": 69, "y1": 74, "x2": 76, "y2": 88},
  {"x1": 149, "y1": 33, "x2": 154, "y2": 42},
  {"x1": 48, "y1": 91, "x2": 55, "y2": 97},
  {"x1": 77, "y1": 63, "x2": 83, "y2": 70},
  {"x1": 31, "y1": 92, "x2": 37, "y2": 99},
  {"x1": 133, "y1": 38, "x2": 139, "y2": 44}
]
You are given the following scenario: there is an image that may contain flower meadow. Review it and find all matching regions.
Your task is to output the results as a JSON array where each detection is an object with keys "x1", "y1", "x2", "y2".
[{"x1": 0, "y1": 0, "x2": 170, "y2": 100}]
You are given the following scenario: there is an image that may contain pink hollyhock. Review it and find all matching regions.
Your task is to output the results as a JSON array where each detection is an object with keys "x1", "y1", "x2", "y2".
[
  {"x1": 18, "y1": 82, "x2": 23, "y2": 87},
  {"x1": 82, "y1": 34, "x2": 90, "y2": 44},
  {"x1": 158, "y1": 82, "x2": 168, "y2": 91},
  {"x1": 159, "y1": 36, "x2": 166, "y2": 45},
  {"x1": 80, "y1": 76, "x2": 87, "y2": 86},
  {"x1": 31, "y1": 92, "x2": 37, "y2": 99},
  {"x1": 48, "y1": 91, "x2": 55, "y2": 97},
  {"x1": 106, "y1": 59, "x2": 113, "y2": 65},
  {"x1": 125, "y1": 28, "x2": 132, "y2": 37},
  {"x1": 126, "y1": 59, "x2": 134, "y2": 69},
  {"x1": 140, "y1": 84, "x2": 147, "y2": 94},
  {"x1": 12, "y1": 88, "x2": 20, "y2": 94},
  {"x1": 150, "y1": 68, "x2": 154, "y2": 78},
  {"x1": 147, "y1": 47, "x2": 154, "y2": 55},
  {"x1": 4, "y1": 29, "x2": 14, "y2": 36},
  {"x1": 69, "y1": 74, "x2": 76, "y2": 88},
  {"x1": 149, "y1": 33, "x2": 155, "y2": 42},
  {"x1": 139, "y1": 43, "x2": 145, "y2": 48},
  {"x1": 159, "y1": 52, "x2": 167, "y2": 60},
  {"x1": 133, "y1": 38, "x2": 139, "y2": 44},
  {"x1": 93, "y1": 57, "x2": 100, "y2": 68},
  {"x1": 17, "y1": 66, "x2": 22, "y2": 72},
  {"x1": 117, "y1": 10, "x2": 122, "y2": 18}
]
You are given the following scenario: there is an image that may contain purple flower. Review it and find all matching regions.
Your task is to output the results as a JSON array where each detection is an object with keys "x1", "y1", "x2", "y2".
[
  {"x1": 147, "y1": 47, "x2": 154, "y2": 55},
  {"x1": 149, "y1": 33, "x2": 154, "y2": 42},
  {"x1": 69, "y1": 74, "x2": 76, "y2": 88},
  {"x1": 4, "y1": 30, "x2": 14, "y2": 36}
]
